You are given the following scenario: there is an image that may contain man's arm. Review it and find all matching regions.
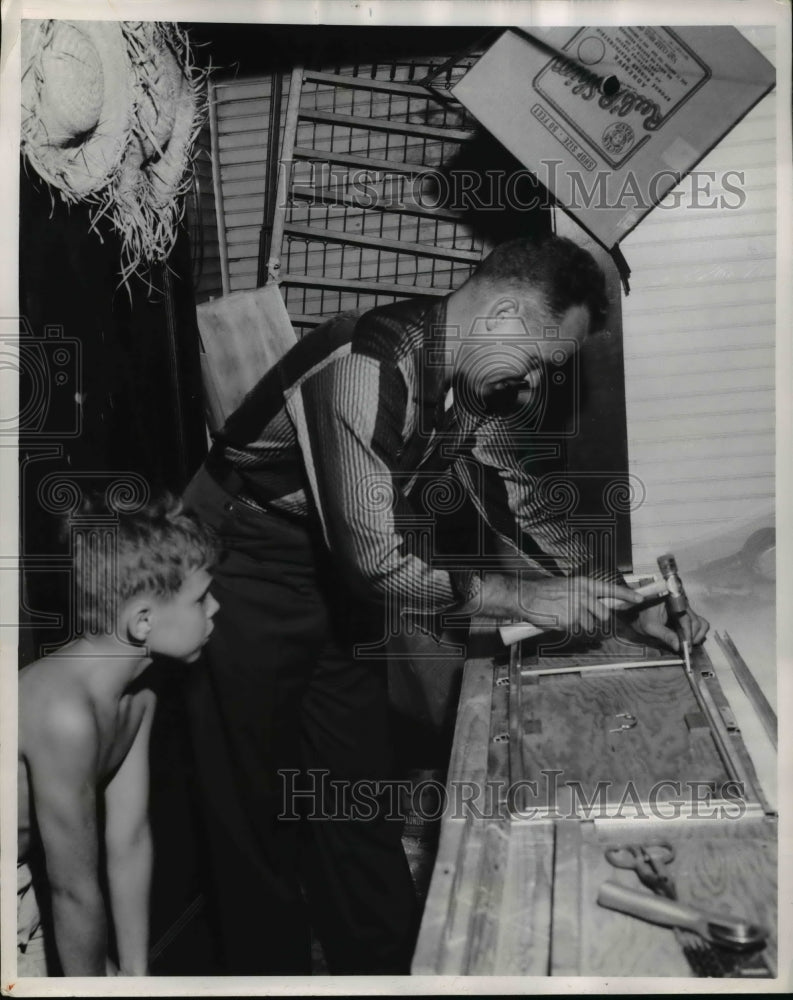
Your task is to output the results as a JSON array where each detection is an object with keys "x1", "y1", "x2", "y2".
[
  {"x1": 26, "y1": 706, "x2": 108, "y2": 975},
  {"x1": 104, "y1": 691, "x2": 156, "y2": 976},
  {"x1": 461, "y1": 416, "x2": 706, "y2": 642},
  {"x1": 289, "y1": 356, "x2": 640, "y2": 627}
]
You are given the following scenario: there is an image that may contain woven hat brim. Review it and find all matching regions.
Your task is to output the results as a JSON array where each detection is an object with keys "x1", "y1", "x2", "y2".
[
  {"x1": 21, "y1": 20, "x2": 133, "y2": 199},
  {"x1": 148, "y1": 74, "x2": 200, "y2": 208},
  {"x1": 109, "y1": 24, "x2": 206, "y2": 280}
]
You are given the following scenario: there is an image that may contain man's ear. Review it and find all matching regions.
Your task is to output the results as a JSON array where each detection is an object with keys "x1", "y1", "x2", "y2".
[
  {"x1": 485, "y1": 295, "x2": 522, "y2": 331},
  {"x1": 125, "y1": 597, "x2": 153, "y2": 644}
]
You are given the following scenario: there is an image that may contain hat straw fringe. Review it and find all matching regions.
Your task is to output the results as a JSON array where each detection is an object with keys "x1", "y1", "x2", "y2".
[{"x1": 22, "y1": 20, "x2": 208, "y2": 288}]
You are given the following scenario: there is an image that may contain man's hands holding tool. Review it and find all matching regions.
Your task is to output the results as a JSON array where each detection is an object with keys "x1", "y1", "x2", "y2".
[
  {"x1": 630, "y1": 601, "x2": 709, "y2": 654},
  {"x1": 478, "y1": 573, "x2": 645, "y2": 633},
  {"x1": 518, "y1": 577, "x2": 648, "y2": 634},
  {"x1": 479, "y1": 570, "x2": 709, "y2": 653}
]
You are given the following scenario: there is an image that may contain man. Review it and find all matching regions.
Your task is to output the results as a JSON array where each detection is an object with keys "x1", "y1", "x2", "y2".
[{"x1": 183, "y1": 235, "x2": 707, "y2": 975}]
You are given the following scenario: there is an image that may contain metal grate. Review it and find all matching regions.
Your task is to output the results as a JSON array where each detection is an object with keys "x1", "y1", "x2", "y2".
[{"x1": 269, "y1": 53, "x2": 487, "y2": 332}]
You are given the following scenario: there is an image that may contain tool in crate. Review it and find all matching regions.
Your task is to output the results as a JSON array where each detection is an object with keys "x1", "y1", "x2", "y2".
[{"x1": 598, "y1": 842, "x2": 773, "y2": 977}]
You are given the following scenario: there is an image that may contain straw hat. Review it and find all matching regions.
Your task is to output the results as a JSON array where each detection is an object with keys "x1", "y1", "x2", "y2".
[
  {"x1": 21, "y1": 20, "x2": 132, "y2": 199},
  {"x1": 112, "y1": 22, "x2": 204, "y2": 280},
  {"x1": 21, "y1": 20, "x2": 206, "y2": 283}
]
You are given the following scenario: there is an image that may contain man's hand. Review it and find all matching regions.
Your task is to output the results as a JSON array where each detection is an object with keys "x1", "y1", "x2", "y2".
[
  {"x1": 519, "y1": 576, "x2": 646, "y2": 632},
  {"x1": 477, "y1": 572, "x2": 644, "y2": 632},
  {"x1": 631, "y1": 602, "x2": 710, "y2": 652}
]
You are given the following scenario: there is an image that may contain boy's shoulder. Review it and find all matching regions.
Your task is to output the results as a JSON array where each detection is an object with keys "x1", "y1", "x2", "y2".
[
  {"x1": 19, "y1": 641, "x2": 155, "y2": 766},
  {"x1": 20, "y1": 647, "x2": 99, "y2": 758}
]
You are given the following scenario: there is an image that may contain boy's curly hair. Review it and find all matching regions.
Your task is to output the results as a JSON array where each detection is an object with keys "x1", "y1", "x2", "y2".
[{"x1": 69, "y1": 493, "x2": 219, "y2": 634}]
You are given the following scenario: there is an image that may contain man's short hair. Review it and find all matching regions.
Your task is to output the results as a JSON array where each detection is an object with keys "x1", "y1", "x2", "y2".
[
  {"x1": 475, "y1": 235, "x2": 609, "y2": 333},
  {"x1": 69, "y1": 493, "x2": 218, "y2": 634}
]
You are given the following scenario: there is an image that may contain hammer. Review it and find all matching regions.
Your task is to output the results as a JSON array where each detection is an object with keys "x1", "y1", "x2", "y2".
[{"x1": 657, "y1": 553, "x2": 693, "y2": 673}]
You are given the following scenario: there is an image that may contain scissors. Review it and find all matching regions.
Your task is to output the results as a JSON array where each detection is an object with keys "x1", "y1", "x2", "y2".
[{"x1": 604, "y1": 841, "x2": 677, "y2": 899}]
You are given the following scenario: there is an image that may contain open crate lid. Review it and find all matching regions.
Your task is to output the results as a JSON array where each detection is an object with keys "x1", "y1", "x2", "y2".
[{"x1": 451, "y1": 27, "x2": 775, "y2": 253}]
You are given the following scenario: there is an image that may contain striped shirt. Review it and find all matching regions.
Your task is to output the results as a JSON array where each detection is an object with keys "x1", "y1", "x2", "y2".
[{"x1": 212, "y1": 296, "x2": 605, "y2": 616}]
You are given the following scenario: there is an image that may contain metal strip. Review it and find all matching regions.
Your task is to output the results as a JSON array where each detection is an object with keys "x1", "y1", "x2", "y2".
[
  {"x1": 208, "y1": 82, "x2": 230, "y2": 296},
  {"x1": 510, "y1": 800, "x2": 769, "y2": 824},
  {"x1": 282, "y1": 222, "x2": 481, "y2": 262},
  {"x1": 267, "y1": 66, "x2": 304, "y2": 283},
  {"x1": 292, "y1": 144, "x2": 440, "y2": 176},
  {"x1": 256, "y1": 71, "x2": 283, "y2": 286},
  {"x1": 715, "y1": 631, "x2": 777, "y2": 749},
  {"x1": 519, "y1": 658, "x2": 684, "y2": 678},
  {"x1": 693, "y1": 671, "x2": 771, "y2": 812},
  {"x1": 684, "y1": 659, "x2": 747, "y2": 790},
  {"x1": 278, "y1": 273, "x2": 448, "y2": 297},
  {"x1": 298, "y1": 107, "x2": 474, "y2": 143},
  {"x1": 290, "y1": 184, "x2": 466, "y2": 220},
  {"x1": 303, "y1": 69, "x2": 439, "y2": 97},
  {"x1": 508, "y1": 642, "x2": 524, "y2": 805}
]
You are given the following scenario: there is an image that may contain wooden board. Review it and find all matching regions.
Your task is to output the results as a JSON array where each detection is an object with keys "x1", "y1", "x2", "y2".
[
  {"x1": 412, "y1": 813, "x2": 556, "y2": 976},
  {"x1": 466, "y1": 820, "x2": 554, "y2": 975},
  {"x1": 411, "y1": 657, "x2": 493, "y2": 975},
  {"x1": 578, "y1": 817, "x2": 777, "y2": 977},
  {"x1": 412, "y1": 649, "x2": 777, "y2": 977},
  {"x1": 516, "y1": 664, "x2": 730, "y2": 812},
  {"x1": 196, "y1": 283, "x2": 298, "y2": 430},
  {"x1": 511, "y1": 637, "x2": 767, "y2": 816}
]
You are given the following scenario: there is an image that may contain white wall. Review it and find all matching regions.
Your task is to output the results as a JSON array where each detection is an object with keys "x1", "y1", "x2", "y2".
[{"x1": 621, "y1": 26, "x2": 776, "y2": 575}]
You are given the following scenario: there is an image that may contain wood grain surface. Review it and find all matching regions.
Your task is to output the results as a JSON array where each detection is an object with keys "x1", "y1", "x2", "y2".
[
  {"x1": 549, "y1": 820, "x2": 583, "y2": 976},
  {"x1": 579, "y1": 817, "x2": 777, "y2": 976},
  {"x1": 196, "y1": 283, "x2": 297, "y2": 428},
  {"x1": 445, "y1": 657, "x2": 494, "y2": 791},
  {"x1": 517, "y1": 665, "x2": 731, "y2": 811},
  {"x1": 412, "y1": 654, "x2": 777, "y2": 977},
  {"x1": 468, "y1": 820, "x2": 555, "y2": 975},
  {"x1": 412, "y1": 657, "x2": 493, "y2": 974}
]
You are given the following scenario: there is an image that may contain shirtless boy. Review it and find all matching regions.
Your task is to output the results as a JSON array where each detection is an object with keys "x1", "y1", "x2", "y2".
[{"x1": 17, "y1": 495, "x2": 218, "y2": 976}]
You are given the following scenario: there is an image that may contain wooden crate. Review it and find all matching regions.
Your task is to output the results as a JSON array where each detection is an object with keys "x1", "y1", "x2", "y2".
[{"x1": 412, "y1": 636, "x2": 777, "y2": 977}]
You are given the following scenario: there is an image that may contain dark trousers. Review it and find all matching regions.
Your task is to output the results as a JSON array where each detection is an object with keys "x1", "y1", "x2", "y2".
[{"x1": 183, "y1": 468, "x2": 418, "y2": 975}]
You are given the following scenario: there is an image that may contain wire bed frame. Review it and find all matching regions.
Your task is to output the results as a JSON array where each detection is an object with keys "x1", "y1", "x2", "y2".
[{"x1": 213, "y1": 48, "x2": 489, "y2": 333}]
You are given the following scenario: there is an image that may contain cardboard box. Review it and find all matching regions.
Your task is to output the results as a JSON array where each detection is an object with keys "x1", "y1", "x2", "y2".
[{"x1": 452, "y1": 27, "x2": 775, "y2": 249}]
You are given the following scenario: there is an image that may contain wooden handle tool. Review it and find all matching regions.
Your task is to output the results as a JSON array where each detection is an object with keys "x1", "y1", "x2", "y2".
[{"x1": 597, "y1": 880, "x2": 767, "y2": 950}]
